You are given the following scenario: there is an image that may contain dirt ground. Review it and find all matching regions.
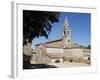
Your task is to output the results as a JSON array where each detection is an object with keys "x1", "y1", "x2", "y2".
[{"x1": 48, "y1": 61, "x2": 90, "y2": 68}]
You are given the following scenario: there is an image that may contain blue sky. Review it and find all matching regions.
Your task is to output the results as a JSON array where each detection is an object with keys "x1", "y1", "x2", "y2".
[{"x1": 32, "y1": 12, "x2": 91, "y2": 48}]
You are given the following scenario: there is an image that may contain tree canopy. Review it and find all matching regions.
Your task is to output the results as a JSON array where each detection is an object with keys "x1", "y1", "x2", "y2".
[
  {"x1": 86, "y1": 45, "x2": 91, "y2": 49},
  {"x1": 23, "y1": 10, "x2": 60, "y2": 66},
  {"x1": 23, "y1": 10, "x2": 60, "y2": 45}
]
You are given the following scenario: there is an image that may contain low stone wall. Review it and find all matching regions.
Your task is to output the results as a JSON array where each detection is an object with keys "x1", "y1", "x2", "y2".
[{"x1": 63, "y1": 56, "x2": 90, "y2": 64}]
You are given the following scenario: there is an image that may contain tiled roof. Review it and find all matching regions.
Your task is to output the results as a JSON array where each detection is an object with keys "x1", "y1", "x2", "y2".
[
  {"x1": 45, "y1": 39, "x2": 63, "y2": 43},
  {"x1": 35, "y1": 38, "x2": 80, "y2": 49},
  {"x1": 35, "y1": 38, "x2": 63, "y2": 46}
]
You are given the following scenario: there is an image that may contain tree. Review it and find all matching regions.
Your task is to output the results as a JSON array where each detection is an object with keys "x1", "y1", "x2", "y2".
[
  {"x1": 23, "y1": 10, "x2": 60, "y2": 45},
  {"x1": 23, "y1": 10, "x2": 60, "y2": 67},
  {"x1": 86, "y1": 45, "x2": 91, "y2": 49}
]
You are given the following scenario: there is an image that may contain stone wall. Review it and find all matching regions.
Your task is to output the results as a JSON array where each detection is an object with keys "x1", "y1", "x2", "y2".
[
  {"x1": 63, "y1": 48, "x2": 91, "y2": 63},
  {"x1": 31, "y1": 44, "x2": 51, "y2": 64},
  {"x1": 31, "y1": 45, "x2": 91, "y2": 64},
  {"x1": 64, "y1": 48, "x2": 83, "y2": 58}
]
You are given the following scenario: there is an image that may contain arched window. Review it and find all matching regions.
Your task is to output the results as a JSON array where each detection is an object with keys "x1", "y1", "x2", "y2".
[
  {"x1": 68, "y1": 39, "x2": 70, "y2": 42},
  {"x1": 68, "y1": 30, "x2": 69, "y2": 35},
  {"x1": 64, "y1": 31, "x2": 66, "y2": 35}
]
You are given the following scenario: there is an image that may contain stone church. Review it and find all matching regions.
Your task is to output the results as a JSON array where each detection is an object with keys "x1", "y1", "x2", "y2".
[{"x1": 30, "y1": 17, "x2": 91, "y2": 64}]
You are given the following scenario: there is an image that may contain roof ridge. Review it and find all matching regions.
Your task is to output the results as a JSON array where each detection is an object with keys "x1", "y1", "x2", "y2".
[{"x1": 45, "y1": 38, "x2": 63, "y2": 44}]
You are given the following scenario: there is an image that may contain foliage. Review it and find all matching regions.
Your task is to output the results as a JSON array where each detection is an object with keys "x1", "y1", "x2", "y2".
[
  {"x1": 23, "y1": 10, "x2": 60, "y2": 45},
  {"x1": 86, "y1": 45, "x2": 91, "y2": 49},
  {"x1": 79, "y1": 45, "x2": 91, "y2": 49},
  {"x1": 23, "y1": 10, "x2": 60, "y2": 68}
]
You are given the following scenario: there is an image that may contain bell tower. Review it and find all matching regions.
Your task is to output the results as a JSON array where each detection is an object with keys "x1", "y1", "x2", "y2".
[{"x1": 63, "y1": 17, "x2": 71, "y2": 46}]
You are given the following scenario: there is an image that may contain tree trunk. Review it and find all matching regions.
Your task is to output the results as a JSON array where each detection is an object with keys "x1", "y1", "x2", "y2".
[{"x1": 23, "y1": 42, "x2": 32, "y2": 69}]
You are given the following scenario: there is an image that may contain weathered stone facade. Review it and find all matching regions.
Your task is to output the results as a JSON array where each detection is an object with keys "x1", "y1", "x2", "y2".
[{"x1": 31, "y1": 18, "x2": 91, "y2": 64}]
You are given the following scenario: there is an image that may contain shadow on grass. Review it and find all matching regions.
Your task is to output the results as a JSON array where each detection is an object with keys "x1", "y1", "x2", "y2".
[{"x1": 23, "y1": 64, "x2": 58, "y2": 69}]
